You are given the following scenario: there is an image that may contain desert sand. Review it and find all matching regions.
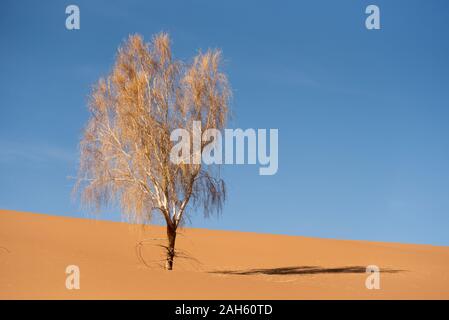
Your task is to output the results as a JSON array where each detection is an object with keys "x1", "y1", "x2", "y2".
[{"x1": 1, "y1": 209, "x2": 449, "y2": 299}]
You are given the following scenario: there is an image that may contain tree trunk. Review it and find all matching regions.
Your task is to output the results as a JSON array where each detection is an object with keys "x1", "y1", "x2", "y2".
[{"x1": 165, "y1": 225, "x2": 177, "y2": 270}]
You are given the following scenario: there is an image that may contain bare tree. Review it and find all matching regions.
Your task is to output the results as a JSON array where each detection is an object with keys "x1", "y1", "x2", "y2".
[{"x1": 75, "y1": 33, "x2": 230, "y2": 270}]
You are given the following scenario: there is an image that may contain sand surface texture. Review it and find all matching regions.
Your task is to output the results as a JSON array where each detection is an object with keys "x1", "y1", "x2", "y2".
[{"x1": 1, "y1": 210, "x2": 449, "y2": 299}]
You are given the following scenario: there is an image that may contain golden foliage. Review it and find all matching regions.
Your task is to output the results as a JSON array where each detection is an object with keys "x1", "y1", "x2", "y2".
[{"x1": 75, "y1": 33, "x2": 230, "y2": 232}]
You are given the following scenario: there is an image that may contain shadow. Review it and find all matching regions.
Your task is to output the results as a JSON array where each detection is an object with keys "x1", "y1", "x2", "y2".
[{"x1": 210, "y1": 265, "x2": 403, "y2": 276}]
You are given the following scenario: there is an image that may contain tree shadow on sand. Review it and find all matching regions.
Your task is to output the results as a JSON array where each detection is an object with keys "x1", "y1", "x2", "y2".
[{"x1": 210, "y1": 266, "x2": 403, "y2": 276}]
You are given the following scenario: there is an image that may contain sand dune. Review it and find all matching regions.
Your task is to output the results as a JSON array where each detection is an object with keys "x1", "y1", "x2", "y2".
[{"x1": 1, "y1": 209, "x2": 449, "y2": 299}]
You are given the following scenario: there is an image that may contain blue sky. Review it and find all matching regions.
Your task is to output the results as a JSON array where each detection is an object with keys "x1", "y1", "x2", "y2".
[{"x1": 1, "y1": 0, "x2": 449, "y2": 245}]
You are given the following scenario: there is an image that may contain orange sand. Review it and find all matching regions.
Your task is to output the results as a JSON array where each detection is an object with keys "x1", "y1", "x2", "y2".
[{"x1": 1, "y1": 209, "x2": 449, "y2": 299}]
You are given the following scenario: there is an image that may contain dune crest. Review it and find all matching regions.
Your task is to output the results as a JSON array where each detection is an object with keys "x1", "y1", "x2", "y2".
[{"x1": 1, "y1": 209, "x2": 449, "y2": 299}]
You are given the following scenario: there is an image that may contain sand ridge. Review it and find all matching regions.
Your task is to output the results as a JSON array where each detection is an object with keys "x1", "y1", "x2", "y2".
[{"x1": 1, "y1": 209, "x2": 449, "y2": 299}]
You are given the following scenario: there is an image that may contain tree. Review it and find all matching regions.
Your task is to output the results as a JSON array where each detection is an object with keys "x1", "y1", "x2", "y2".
[{"x1": 75, "y1": 33, "x2": 230, "y2": 270}]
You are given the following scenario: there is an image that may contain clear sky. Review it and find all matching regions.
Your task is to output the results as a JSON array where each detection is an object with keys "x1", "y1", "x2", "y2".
[{"x1": 1, "y1": 0, "x2": 449, "y2": 245}]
